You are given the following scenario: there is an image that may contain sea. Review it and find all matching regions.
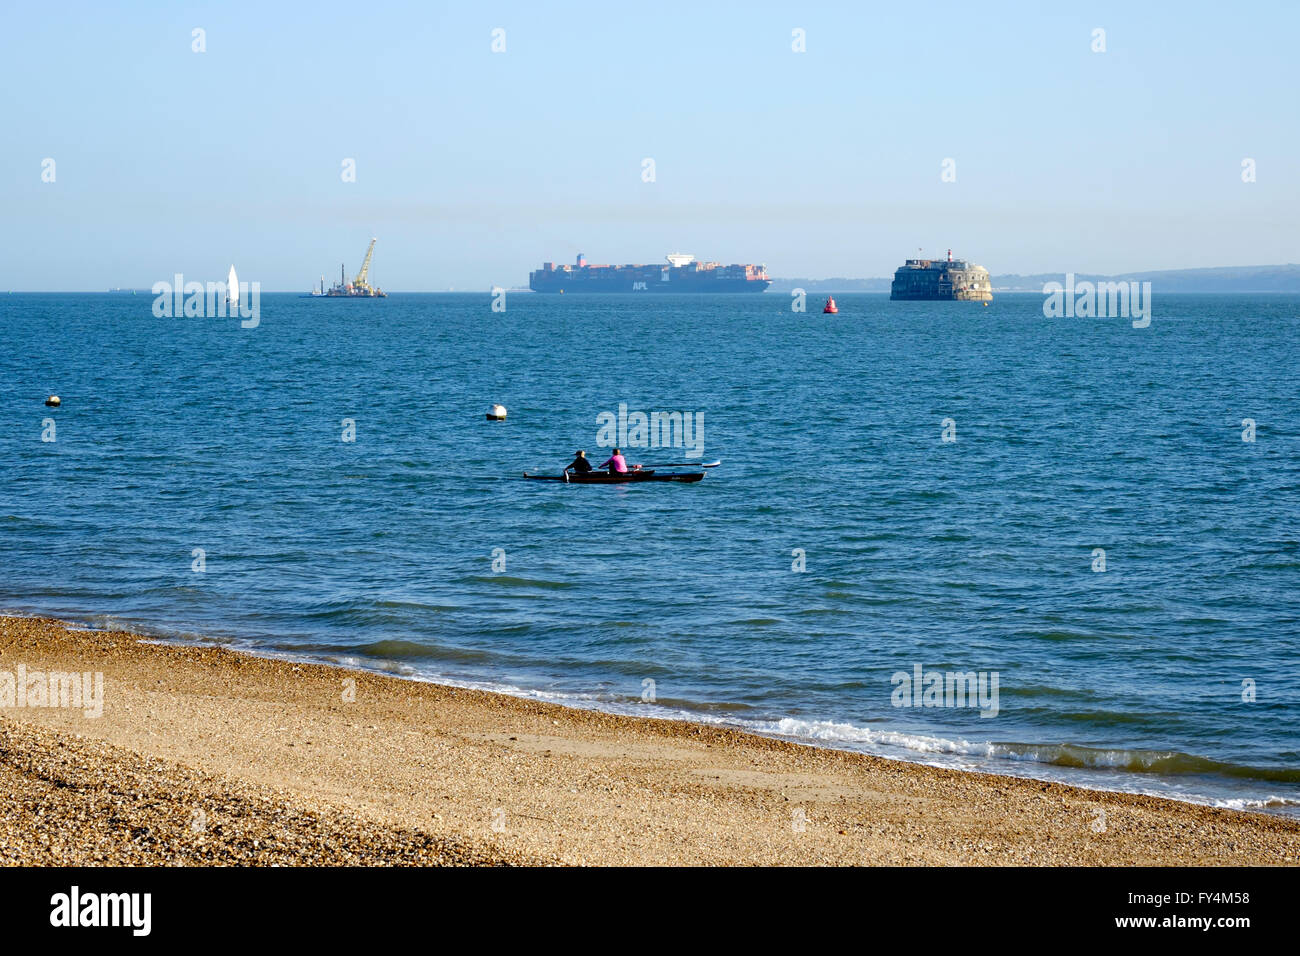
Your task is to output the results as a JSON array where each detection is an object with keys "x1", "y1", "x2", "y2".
[{"x1": 3, "y1": 291, "x2": 1298, "y2": 814}]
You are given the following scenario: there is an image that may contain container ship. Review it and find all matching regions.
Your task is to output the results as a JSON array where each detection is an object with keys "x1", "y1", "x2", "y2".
[
  {"x1": 529, "y1": 254, "x2": 770, "y2": 293},
  {"x1": 890, "y1": 250, "x2": 992, "y2": 301}
]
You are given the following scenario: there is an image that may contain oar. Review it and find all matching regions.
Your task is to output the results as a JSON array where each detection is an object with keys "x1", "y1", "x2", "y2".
[{"x1": 638, "y1": 459, "x2": 721, "y2": 469}]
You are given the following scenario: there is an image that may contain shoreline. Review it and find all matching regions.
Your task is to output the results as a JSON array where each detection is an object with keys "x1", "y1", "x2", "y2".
[
  {"x1": 147, "y1": 636, "x2": 1298, "y2": 819},
  {"x1": 3, "y1": 614, "x2": 1298, "y2": 865},
  {"x1": 36, "y1": 610, "x2": 1293, "y2": 820}
]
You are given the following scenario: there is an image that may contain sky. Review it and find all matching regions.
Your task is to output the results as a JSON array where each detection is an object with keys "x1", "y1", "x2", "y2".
[{"x1": 2, "y1": 0, "x2": 1297, "y2": 290}]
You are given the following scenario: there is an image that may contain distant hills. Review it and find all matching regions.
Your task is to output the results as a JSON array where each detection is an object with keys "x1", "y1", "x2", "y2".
[
  {"x1": 766, "y1": 276, "x2": 893, "y2": 293},
  {"x1": 767, "y1": 264, "x2": 1300, "y2": 293}
]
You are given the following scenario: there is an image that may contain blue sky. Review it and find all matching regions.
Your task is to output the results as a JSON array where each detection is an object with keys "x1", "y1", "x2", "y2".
[{"x1": 2, "y1": 0, "x2": 1297, "y2": 290}]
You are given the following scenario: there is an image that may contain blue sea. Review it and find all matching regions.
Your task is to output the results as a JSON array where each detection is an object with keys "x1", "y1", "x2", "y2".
[{"x1": 3, "y1": 291, "x2": 1299, "y2": 814}]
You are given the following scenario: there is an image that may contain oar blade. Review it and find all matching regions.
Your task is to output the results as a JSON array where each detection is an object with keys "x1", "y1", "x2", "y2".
[{"x1": 637, "y1": 460, "x2": 721, "y2": 469}]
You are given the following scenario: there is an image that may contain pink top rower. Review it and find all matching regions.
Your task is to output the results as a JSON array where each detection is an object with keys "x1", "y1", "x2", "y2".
[{"x1": 599, "y1": 449, "x2": 628, "y2": 474}]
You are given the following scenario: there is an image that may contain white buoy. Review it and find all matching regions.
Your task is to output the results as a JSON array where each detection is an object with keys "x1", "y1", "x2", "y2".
[
  {"x1": 486, "y1": 404, "x2": 507, "y2": 421},
  {"x1": 45, "y1": 395, "x2": 61, "y2": 407}
]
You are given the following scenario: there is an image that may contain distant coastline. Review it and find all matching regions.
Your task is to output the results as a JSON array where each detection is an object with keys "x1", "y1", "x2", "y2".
[
  {"x1": 766, "y1": 263, "x2": 1300, "y2": 294},
  {"x1": 12, "y1": 264, "x2": 1300, "y2": 295}
]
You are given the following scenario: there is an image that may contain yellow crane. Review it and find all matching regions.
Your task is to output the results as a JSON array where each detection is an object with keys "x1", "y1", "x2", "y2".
[
  {"x1": 323, "y1": 238, "x2": 387, "y2": 297},
  {"x1": 353, "y1": 238, "x2": 379, "y2": 293}
]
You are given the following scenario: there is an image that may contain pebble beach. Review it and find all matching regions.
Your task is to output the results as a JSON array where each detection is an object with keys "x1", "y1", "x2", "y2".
[{"x1": 3, "y1": 615, "x2": 1298, "y2": 866}]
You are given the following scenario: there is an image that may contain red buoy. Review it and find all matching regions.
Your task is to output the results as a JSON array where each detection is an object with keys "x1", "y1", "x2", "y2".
[{"x1": 823, "y1": 296, "x2": 838, "y2": 314}]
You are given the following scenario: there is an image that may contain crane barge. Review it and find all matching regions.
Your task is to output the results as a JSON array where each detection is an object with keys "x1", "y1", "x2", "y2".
[{"x1": 323, "y1": 238, "x2": 387, "y2": 297}]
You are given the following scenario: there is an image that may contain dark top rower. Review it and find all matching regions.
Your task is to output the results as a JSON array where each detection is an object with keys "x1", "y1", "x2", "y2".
[{"x1": 564, "y1": 450, "x2": 593, "y2": 474}]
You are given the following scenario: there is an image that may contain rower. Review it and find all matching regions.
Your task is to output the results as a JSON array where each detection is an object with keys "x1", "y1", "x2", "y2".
[
  {"x1": 564, "y1": 449, "x2": 593, "y2": 475},
  {"x1": 599, "y1": 448, "x2": 628, "y2": 474}
]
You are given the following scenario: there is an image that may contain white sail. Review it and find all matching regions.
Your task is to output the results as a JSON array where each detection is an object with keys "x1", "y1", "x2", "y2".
[{"x1": 227, "y1": 265, "x2": 239, "y2": 308}]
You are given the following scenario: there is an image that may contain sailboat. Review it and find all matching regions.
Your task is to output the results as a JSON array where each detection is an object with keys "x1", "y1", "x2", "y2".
[{"x1": 226, "y1": 265, "x2": 239, "y2": 311}]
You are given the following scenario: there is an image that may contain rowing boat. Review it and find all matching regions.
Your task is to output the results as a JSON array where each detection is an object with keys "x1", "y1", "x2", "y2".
[{"x1": 523, "y1": 469, "x2": 705, "y2": 484}]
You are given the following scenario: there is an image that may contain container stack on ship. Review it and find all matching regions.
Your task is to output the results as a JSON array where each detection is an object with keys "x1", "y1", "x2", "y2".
[
  {"x1": 529, "y1": 254, "x2": 770, "y2": 293},
  {"x1": 890, "y1": 250, "x2": 992, "y2": 301}
]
